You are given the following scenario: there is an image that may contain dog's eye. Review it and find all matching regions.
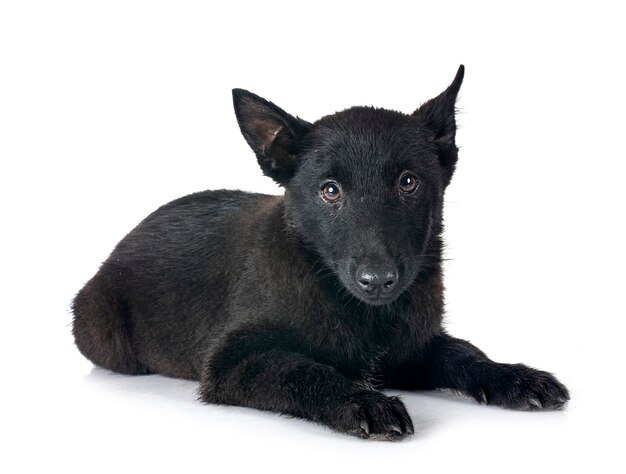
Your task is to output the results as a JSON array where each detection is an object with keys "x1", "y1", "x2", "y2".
[
  {"x1": 321, "y1": 182, "x2": 342, "y2": 202},
  {"x1": 399, "y1": 173, "x2": 419, "y2": 194}
]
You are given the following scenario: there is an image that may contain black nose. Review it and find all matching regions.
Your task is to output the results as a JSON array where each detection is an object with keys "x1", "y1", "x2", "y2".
[{"x1": 355, "y1": 264, "x2": 399, "y2": 295}]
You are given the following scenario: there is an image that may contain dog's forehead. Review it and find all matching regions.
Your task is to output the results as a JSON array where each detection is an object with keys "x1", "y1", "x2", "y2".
[
  {"x1": 313, "y1": 106, "x2": 411, "y2": 139},
  {"x1": 306, "y1": 106, "x2": 434, "y2": 177}
]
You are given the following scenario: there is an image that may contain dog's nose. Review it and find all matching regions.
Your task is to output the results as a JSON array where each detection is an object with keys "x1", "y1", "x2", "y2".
[{"x1": 355, "y1": 264, "x2": 399, "y2": 295}]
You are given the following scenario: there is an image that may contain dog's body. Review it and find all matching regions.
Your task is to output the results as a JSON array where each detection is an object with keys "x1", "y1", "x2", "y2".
[{"x1": 73, "y1": 66, "x2": 569, "y2": 439}]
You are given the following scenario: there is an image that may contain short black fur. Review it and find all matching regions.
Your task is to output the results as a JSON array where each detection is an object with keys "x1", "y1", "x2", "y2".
[{"x1": 72, "y1": 66, "x2": 569, "y2": 440}]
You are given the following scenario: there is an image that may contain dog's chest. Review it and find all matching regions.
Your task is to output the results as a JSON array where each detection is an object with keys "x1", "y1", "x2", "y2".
[
  {"x1": 303, "y1": 309, "x2": 419, "y2": 381},
  {"x1": 306, "y1": 298, "x2": 441, "y2": 382}
]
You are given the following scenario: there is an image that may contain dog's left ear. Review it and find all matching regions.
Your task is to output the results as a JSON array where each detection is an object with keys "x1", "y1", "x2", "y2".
[
  {"x1": 233, "y1": 89, "x2": 310, "y2": 185},
  {"x1": 412, "y1": 65, "x2": 464, "y2": 183}
]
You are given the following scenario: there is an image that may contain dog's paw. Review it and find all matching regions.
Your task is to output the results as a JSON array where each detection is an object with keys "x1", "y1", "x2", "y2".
[
  {"x1": 336, "y1": 390, "x2": 414, "y2": 440},
  {"x1": 478, "y1": 363, "x2": 570, "y2": 410}
]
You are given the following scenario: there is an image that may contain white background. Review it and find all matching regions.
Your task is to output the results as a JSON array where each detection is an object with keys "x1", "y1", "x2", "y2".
[{"x1": 1, "y1": 1, "x2": 625, "y2": 472}]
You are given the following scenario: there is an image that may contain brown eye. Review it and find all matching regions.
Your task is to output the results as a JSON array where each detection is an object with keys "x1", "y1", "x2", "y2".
[
  {"x1": 399, "y1": 173, "x2": 419, "y2": 193},
  {"x1": 321, "y1": 181, "x2": 342, "y2": 202}
]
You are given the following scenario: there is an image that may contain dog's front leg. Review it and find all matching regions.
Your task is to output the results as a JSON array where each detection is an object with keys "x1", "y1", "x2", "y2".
[
  {"x1": 199, "y1": 325, "x2": 413, "y2": 440},
  {"x1": 412, "y1": 334, "x2": 570, "y2": 410}
]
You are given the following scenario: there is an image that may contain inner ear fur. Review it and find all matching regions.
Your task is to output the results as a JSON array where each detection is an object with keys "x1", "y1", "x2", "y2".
[{"x1": 233, "y1": 89, "x2": 310, "y2": 185}]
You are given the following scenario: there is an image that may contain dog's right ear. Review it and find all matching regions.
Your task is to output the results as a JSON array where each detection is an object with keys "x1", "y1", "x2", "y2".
[{"x1": 233, "y1": 89, "x2": 310, "y2": 185}]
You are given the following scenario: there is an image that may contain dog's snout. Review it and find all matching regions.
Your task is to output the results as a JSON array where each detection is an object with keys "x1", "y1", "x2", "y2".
[{"x1": 355, "y1": 264, "x2": 399, "y2": 295}]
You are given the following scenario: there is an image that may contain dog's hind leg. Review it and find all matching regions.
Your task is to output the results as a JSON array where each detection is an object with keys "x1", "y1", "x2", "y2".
[{"x1": 72, "y1": 267, "x2": 150, "y2": 375}]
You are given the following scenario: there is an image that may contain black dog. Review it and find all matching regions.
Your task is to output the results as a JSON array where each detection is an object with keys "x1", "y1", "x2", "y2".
[{"x1": 72, "y1": 65, "x2": 569, "y2": 440}]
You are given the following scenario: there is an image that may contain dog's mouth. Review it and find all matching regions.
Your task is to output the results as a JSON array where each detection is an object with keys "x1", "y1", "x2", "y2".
[{"x1": 354, "y1": 292, "x2": 398, "y2": 306}]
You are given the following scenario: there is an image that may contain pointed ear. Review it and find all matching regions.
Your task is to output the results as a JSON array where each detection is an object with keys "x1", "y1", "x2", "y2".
[
  {"x1": 412, "y1": 65, "x2": 464, "y2": 182},
  {"x1": 233, "y1": 89, "x2": 310, "y2": 185}
]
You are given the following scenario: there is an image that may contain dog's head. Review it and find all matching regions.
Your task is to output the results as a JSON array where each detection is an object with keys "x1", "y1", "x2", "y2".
[{"x1": 233, "y1": 66, "x2": 463, "y2": 306}]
